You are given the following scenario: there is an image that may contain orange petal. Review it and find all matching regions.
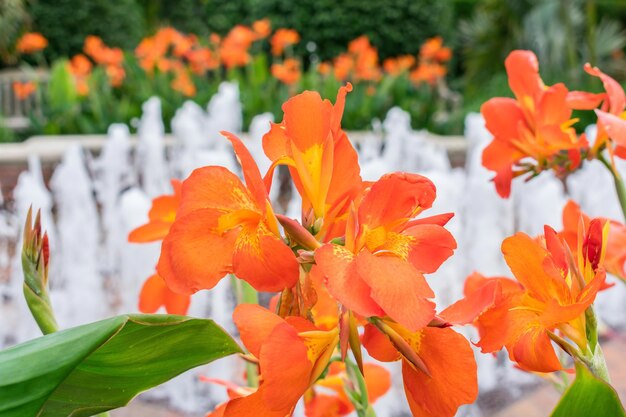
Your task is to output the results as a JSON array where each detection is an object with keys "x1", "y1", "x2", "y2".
[
  {"x1": 304, "y1": 393, "x2": 344, "y2": 417},
  {"x1": 502, "y1": 232, "x2": 569, "y2": 303},
  {"x1": 178, "y1": 166, "x2": 257, "y2": 217},
  {"x1": 232, "y1": 222, "x2": 299, "y2": 292},
  {"x1": 223, "y1": 388, "x2": 291, "y2": 417},
  {"x1": 262, "y1": 123, "x2": 290, "y2": 162},
  {"x1": 157, "y1": 209, "x2": 236, "y2": 294},
  {"x1": 596, "y1": 109, "x2": 626, "y2": 147},
  {"x1": 233, "y1": 304, "x2": 286, "y2": 357},
  {"x1": 330, "y1": 83, "x2": 353, "y2": 135},
  {"x1": 364, "y1": 363, "x2": 392, "y2": 402},
  {"x1": 283, "y1": 91, "x2": 333, "y2": 152},
  {"x1": 481, "y1": 97, "x2": 525, "y2": 146},
  {"x1": 128, "y1": 221, "x2": 173, "y2": 243},
  {"x1": 260, "y1": 322, "x2": 313, "y2": 411},
  {"x1": 404, "y1": 224, "x2": 456, "y2": 274},
  {"x1": 403, "y1": 327, "x2": 478, "y2": 417},
  {"x1": 566, "y1": 90, "x2": 606, "y2": 110},
  {"x1": 584, "y1": 63, "x2": 626, "y2": 114},
  {"x1": 508, "y1": 317, "x2": 561, "y2": 372},
  {"x1": 537, "y1": 83, "x2": 572, "y2": 126},
  {"x1": 362, "y1": 323, "x2": 402, "y2": 362},
  {"x1": 138, "y1": 274, "x2": 166, "y2": 313},
  {"x1": 315, "y1": 244, "x2": 386, "y2": 319},
  {"x1": 505, "y1": 50, "x2": 544, "y2": 104},
  {"x1": 358, "y1": 173, "x2": 436, "y2": 230},
  {"x1": 222, "y1": 131, "x2": 268, "y2": 208},
  {"x1": 163, "y1": 287, "x2": 191, "y2": 315},
  {"x1": 356, "y1": 251, "x2": 435, "y2": 332}
]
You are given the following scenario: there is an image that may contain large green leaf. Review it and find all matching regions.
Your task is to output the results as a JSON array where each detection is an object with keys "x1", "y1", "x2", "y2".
[
  {"x1": 0, "y1": 314, "x2": 241, "y2": 417},
  {"x1": 551, "y1": 362, "x2": 626, "y2": 417}
]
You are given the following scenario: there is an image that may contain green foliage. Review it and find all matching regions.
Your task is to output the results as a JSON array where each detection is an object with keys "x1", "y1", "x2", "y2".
[
  {"x1": 551, "y1": 362, "x2": 625, "y2": 417},
  {"x1": 0, "y1": 0, "x2": 29, "y2": 67},
  {"x1": 0, "y1": 314, "x2": 241, "y2": 417},
  {"x1": 29, "y1": 0, "x2": 145, "y2": 61}
]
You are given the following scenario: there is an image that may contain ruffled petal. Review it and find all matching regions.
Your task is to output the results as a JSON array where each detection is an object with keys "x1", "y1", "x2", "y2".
[{"x1": 404, "y1": 224, "x2": 456, "y2": 274}]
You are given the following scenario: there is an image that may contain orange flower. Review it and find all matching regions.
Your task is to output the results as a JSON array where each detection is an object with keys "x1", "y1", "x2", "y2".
[
  {"x1": 68, "y1": 54, "x2": 92, "y2": 96},
  {"x1": 362, "y1": 321, "x2": 478, "y2": 417},
  {"x1": 261, "y1": 85, "x2": 362, "y2": 238},
  {"x1": 252, "y1": 19, "x2": 272, "y2": 39},
  {"x1": 13, "y1": 81, "x2": 36, "y2": 100},
  {"x1": 221, "y1": 304, "x2": 339, "y2": 416},
  {"x1": 270, "y1": 28, "x2": 300, "y2": 56},
  {"x1": 443, "y1": 224, "x2": 608, "y2": 372},
  {"x1": 157, "y1": 133, "x2": 299, "y2": 294},
  {"x1": 83, "y1": 35, "x2": 125, "y2": 86},
  {"x1": 481, "y1": 50, "x2": 584, "y2": 198},
  {"x1": 187, "y1": 47, "x2": 219, "y2": 74},
  {"x1": 315, "y1": 173, "x2": 456, "y2": 331},
  {"x1": 568, "y1": 64, "x2": 626, "y2": 160},
  {"x1": 383, "y1": 55, "x2": 416, "y2": 76},
  {"x1": 304, "y1": 362, "x2": 390, "y2": 417},
  {"x1": 559, "y1": 200, "x2": 626, "y2": 282},
  {"x1": 171, "y1": 69, "x2": 196, "y2": 97},
  {"x1": 332, "y1": 54, "x2": 354, "y2": 82},
  {"x1": 409, "y1": 62, "x2": 446, "y2": 85},
  {"x1": 271, "y1": 58, "x2": 301, "y2": 85},
  {"x1": 318, "y1": 62, "x2": 332, "y2": 76},
  {"x1": 16, "y1": 32, "x2": 47, "y2": 54},
  {"x1": 129, "y1": 180, "x2": 191, "y2": 315},
  {"x1": 220, "y1": 25, "x2": 256, "y2": 68},
  {"x1": 419, "y1": 36, "x2": 452, "y2": 63}
]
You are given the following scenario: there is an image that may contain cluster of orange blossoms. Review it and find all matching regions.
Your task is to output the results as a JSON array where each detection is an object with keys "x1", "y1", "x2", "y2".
[
  {"x1": 12, "y1": 81, "x2": 37, "y2": 100},
  {"x1": 319, "y1": 36, "x2": 452, "y2": 87},
  {"x1": 130, "y1": 84, "x2": 478, "y2": 416},
  {"x1": 481, "y1": 49, "x2": 626, "y2": 198}
]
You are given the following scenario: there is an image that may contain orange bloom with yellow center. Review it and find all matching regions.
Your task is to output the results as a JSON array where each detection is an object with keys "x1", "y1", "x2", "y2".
[
  {"x1": 362, "y1": 320, "x2": 478, "y2": 417},
  {"x1": 443, "y1": 224, "x2": 607, "y2": 372},
  {"x1": 16, "y1": 32, "x2": 48, "y2": 54},
  {"x1": 270, "y1": 28, "x2": 300, "y2": 56},
  {"x1": 262, "y1": 85, "x2": 362, "y2": 239},
  {"x1": 129, "y1": 180, "x2": 190, "y2": 315},
  {"x1": 13, "y1": 81, "x2": 36, "y2": 100},
  {"x1": 481, "y1": 50, "x2": 585, "y2": 198},
  {"x1": 157, "y1": 133, "x2": 298, "y2": 294},
  {"x1": 315, "y1": 173, "x2": 456, "y2": 331},
  {"x1": 221, "y1": 304, "x2": 339, "y2": 416}
]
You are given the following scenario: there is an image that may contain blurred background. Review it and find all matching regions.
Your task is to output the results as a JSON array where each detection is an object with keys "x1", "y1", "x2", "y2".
[{"x1": 1, "y1": 1, "x2": 626, "y2": 416}]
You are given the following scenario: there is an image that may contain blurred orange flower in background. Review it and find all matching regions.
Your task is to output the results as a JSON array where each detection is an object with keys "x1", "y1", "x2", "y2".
[
  {"x1": 16, "y1": 32, "x2": 48, "y2": 54},
  {"x1": 271, "y1": 58, "x2": 301, "y2": 85},
  {"x1": 13, "y1": 81, "x2": 36, "y2": 100},
  {"x1": 68, "y1": 54, "x2": 93, "y2": 96},
  {"x1": 83, "y1": 36, "x2": 126, "y2": 87},
  {"x1": 252, "y1": 18, "x2": 272, "y2": 39},
  {"x1": 220, "y1": 25, "x2": 257, "y2": 68},
  {"x1": 270, "y1": 28, "x2": 300, "y2": 56}
]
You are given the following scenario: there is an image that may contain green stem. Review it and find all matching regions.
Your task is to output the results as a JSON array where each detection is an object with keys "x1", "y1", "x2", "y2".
[
  {"x1": 597, "y1": 152, "x2": 626, "y2": 221},
  {"x1": 230, "y1": 275, "x2": 259, "y2": 388},
  {"x1": 345, "y1": 357, "x2": 377, "y2": 417}
]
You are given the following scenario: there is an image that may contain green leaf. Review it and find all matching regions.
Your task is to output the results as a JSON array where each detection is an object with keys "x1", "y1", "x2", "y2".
[
  {"x1": 551, "y1": 362, "x2": 626, "y2": 417},
  {"x1": 0, "y1": 314, "x2": 241, "y2": 417}
]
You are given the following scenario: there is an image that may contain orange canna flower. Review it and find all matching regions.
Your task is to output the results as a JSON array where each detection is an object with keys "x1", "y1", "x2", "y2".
[
  {"x1": 220, "y1": 25, "x2": 256, "y2": 68},
  {"x1": 332, "y1": 54, "x2": 354, "y2": 82},
  {"x1": 314, "y1": 173, "x2": 456, "y2": 331},
  {"x1": 481, "y1": 50, "x2": 585, "y2": 198},
  {"x1": 443, "y1": 224, "x2": 608, "y2": 372},
  {"x1": 129, "y1": 180, "x2": 191, "y2": 315},
  {"x1": 171, "y1": 69, "x2": 196, "y2": 97},
  {"x1": 383, "y1": 55, "x2": 416, "y2": 76},
  {"x1": 68, "y1": 54, "x2": 92, "y2": 96},
  {"x1": 567, "y1": 64, "x2": 626, "y2": 160},
  {"x1": 157, "y1": 133, "x2": 299, "y2": 294},
  {"x1": 83, "y1": 35, "x2": 125, "y2": 86},
  {"x1": 409, "y1": 62, "x2": 446, "y2": 85},
  {"x1": 304, "y1": 362, "x2": 391, "y2": 417},
  {"x1": 220, "y1": 304, "x2": 339, "y2": 416},
  {"x1": 261, "y1": 84, "x2": 362, "y2": 238},
  {"x1": 187, "y1": 47, "x2": 219, "y2": 74},
  {"x1": 270, "y1": 28, "x2": 300, "y2": 56},
  {"x1": 271, "y1": 58, "x2": 301, "y2": 85},
  {"x1": 362, "y1": 321, "x2": 477, "y2": 417},
  {"x1": 559, "y1": 200, "x2": 626, "y2": 282},
  {"x1": 16, "y1": 32, "x2": 48, "y2": 54},
  {"x1": 252, "y1": 19, "x2": 272, "y2": 40},
  {"x1": 13, "y1": 81, "x2": 36, "y2": 100},
  {"x1": 318, "y1": 62, "x2": 332, "y2": 76},
  {"x1": 419, "y1": 36, "x2": 452, "y2": 63}
]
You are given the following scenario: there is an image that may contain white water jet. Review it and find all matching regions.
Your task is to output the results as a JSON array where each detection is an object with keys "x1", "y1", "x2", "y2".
[{"x1": 136, "y1": 97, "x2": 169, "y2": 197}]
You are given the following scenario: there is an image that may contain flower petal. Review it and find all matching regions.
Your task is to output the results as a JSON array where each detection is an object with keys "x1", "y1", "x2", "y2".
[
  {"x1": 157, "y1": 209, "x2": 236, "y2": 294},
  {"x1": 403, "y1": 327, "x2": 478, "y2": 417},
  {"x1": 404, "y1": 224, "x2": 456, "y2": 274},
  {"x1": 362, "y1": 324, "x2": 401, "y2": 362},
  {"x1": 233, "y1": 304, "x2": 286, "y2": 358}
]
